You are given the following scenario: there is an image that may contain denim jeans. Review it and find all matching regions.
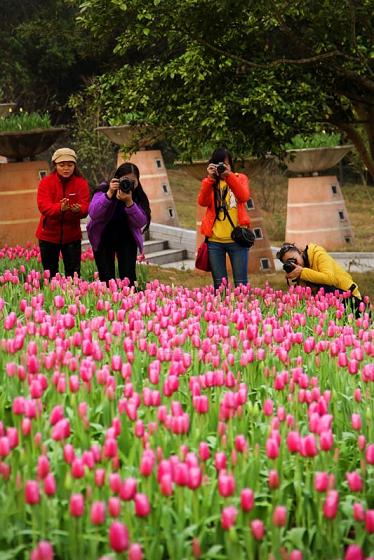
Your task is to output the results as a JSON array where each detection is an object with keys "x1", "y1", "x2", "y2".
[{"x1": 207, "y1": 240, "x2": 249, "y2": 290}]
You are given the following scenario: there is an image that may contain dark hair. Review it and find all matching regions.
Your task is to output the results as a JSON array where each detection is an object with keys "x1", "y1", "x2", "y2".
[
  {"x1": 209, "y1": 147, "x2": 234, "y2": 171},
  {"x1": 115, "y1": 162, "x2": 151, "y2": 231},
  {"x1": 276, "y1": 242, "x2": 301, "y2": 262}
]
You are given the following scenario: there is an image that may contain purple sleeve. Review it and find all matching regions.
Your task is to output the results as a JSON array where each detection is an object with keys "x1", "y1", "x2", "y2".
[
  {"x1": 124, "y1": 203, "x2": 147, "y2": 229},
  {"x1": 88, "y1": 192, "x2": 114, "y2": 221}
]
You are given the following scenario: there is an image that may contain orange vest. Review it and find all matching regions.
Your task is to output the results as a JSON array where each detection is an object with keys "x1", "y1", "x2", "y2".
[{"x1": 197, "y1": 172, "x2": 250, "y2": 237}]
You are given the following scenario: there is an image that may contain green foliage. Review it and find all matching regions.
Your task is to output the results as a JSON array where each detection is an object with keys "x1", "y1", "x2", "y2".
[
  {"x1": 68, "y1": 84, "x2": 117, "y2": 188},
  {"x1": 75, "y1": 0, "x2": 374, "y2": 177},
  {"x1": 285, "y1": 132, "x2": 342, "y2": 150},
  {"x1": 0, "y1": 111, "x2": 52, "y2": 132}
]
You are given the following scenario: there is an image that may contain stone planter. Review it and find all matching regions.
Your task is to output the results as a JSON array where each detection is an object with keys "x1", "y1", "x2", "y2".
[
  {"x1": 0, "y1": 128, "x2": 66, "y2": 161},
  {"x1": 0, "y1": 103, "x2": 16, "y2": 117},
  {"x1": 284, "y1": 145, "x2": 353, "y2": 174},
  {"x1": 96, "y1": 125, "x2": 161, "y2": 149}
]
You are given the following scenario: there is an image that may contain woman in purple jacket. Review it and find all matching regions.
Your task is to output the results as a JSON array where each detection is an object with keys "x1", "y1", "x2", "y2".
[{"x1": 87, "y1": 162, "x2": 151, "y2": 285}]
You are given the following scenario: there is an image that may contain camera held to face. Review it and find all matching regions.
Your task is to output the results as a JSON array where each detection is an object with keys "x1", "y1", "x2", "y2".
[
  {"x1": 119, "y1": 178, "x2": 135, "y2": 194},
  {"x1": 216, "y1": 162, "x2": 226, "y2": 174},
  {"x1": 283, "y1": 258, "x2": 297, "y2": 273}
]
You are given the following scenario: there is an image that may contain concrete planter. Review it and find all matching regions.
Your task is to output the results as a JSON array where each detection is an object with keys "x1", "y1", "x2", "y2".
[
  {"x1": 96, "y1": 125, "x2": 162, "y2": 149},
  {"x1": 284, "y1": 145, "x2": 353, "y2": 174},
  {"x1": 0, "y1": 128, "x2": 66, "y2": 161}
]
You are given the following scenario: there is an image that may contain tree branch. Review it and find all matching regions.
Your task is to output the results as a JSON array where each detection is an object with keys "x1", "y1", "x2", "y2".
[{"x1": 196, "y1": 38, "x2": 343, "y2": 69}]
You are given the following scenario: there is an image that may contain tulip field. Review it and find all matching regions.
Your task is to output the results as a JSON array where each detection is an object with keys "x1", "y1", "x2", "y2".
[{"x1": 0, "y1": 246, "x2": 373, "y2": 560}]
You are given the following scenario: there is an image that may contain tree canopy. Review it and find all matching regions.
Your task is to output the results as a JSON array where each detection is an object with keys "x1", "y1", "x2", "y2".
[{"x1": 76, "y1": 0, "x2": 374, "y2": 176}]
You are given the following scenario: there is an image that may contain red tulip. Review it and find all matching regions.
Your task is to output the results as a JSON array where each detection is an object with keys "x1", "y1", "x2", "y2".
[
  {"x1": 109, "y1": 521, "x2": 129, "y2": 552},
  {"x1": 37, "y1": 455, "x2": 50, "y2": 479},
  {"x1": 268, "y1": 469, "x2": 280, "y2": 489}
]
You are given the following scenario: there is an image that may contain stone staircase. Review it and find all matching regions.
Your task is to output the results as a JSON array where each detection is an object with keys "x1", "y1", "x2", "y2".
[{"x1": 81, "y1": 221, "x2": 195, "y2": 269}]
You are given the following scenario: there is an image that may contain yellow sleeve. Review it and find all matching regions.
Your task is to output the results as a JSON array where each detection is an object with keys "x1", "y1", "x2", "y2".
[{"x1": 300, "y1": 247, "x2": 337, "y2": 285}]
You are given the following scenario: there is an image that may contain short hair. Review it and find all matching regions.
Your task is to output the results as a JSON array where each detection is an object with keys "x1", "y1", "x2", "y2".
[{"x1": 276, "y1": 242, "x2": 300, "y2": 262}]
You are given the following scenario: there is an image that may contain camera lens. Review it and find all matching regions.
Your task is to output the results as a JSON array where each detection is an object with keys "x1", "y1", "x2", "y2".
[
  {"x1": 119, "y1": 178, "x2": 134, "y2": 193},
  {"x1": 216, "y1": 163, "x2": 225, "y2": 174}
]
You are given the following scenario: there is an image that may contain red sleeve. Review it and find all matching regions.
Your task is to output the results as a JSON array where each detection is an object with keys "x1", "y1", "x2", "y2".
[
  {"x1": 37, "y1": 176, "x2": 61, "y2": 217},
  {"x1": 225, "y1": 172, "x2": 250, "y2": 202},
  {"x1": 197, "y1": 177, "x2": 215, "y2": 207}
]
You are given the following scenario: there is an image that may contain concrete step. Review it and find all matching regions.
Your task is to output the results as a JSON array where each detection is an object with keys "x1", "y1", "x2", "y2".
[
  {"x1": 158, "y1": 259, "x2": 196, "y2": 270},
  {"x1": 145, "y1": 248, "x2": 188, "y2": 265},
  {"x1": 144, "y1": 239, "x2": 168, "y2": 254}
]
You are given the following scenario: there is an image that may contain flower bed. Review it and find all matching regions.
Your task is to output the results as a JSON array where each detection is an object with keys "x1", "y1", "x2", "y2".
[{"x1": 0, "y1": 248, "x2": 373, "y2": 559}]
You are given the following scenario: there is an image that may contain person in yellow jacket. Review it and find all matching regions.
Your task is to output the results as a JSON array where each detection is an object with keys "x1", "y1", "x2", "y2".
[{"x1": 276, "y1": 242, "x2": 370, "y2": 317}]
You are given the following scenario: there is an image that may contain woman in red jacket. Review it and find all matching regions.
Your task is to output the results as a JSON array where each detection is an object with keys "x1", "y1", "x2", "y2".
[
  {"x1": 198, "y1": 147, "x2": 251, "y2": 290},
  {"x1": 35, "y1": 148, "x2": 90, "y2": 278}
]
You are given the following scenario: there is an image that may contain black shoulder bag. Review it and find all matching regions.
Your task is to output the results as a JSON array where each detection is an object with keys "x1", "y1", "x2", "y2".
[{"x1": 222, "y1": 205, "x2": 255, "y2": 248}]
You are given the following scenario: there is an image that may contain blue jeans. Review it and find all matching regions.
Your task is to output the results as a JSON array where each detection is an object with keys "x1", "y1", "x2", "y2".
[{"x1": 207, "y1": 241, "x2": 249, "y2": 290}]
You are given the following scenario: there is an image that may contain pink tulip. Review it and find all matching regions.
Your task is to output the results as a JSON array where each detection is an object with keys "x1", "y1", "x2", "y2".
[
  {"x1": 218, "y1": 472, "x2": 235, "y2": 497},
  {"x1": 221, "y1": 505, "x2": 237, "y2": 530},
  {"x1": 353, "y1": 502, "x2": 365, "y2": 521},
  {"x1": 272, "y1": 505, "x2": 287, "y2": 527},
  {"x1": 37, "y1": 455, "x2": 50, "y2": 479},
  {"x1": 266, "y1": 438, "x2": 279, "y2": 459},
  {"x1": 199, "y1": 442, "x2": 210, "y2": 461},
  {"x1": 344, "y1": 545, "x2": 364, "y2": 560},
  {"x1": 109, "y1": 521, "x2": 129, "y2": 552},
  {"x1": 44, "y1": 474, "x2": 56, "y2": 496},
  {"x1": 323, "y1": 490, "x2": 339, "y2": 519},
  {"x1": 251, "y1": 519, "x2": 265, "y2": 540},
  {"x1": 108, "y1": 497, "x2": 121, "y2": 517},
  {"x1": 314, "y1": 472, "x2": 329, "y2": 493},
  {"x1": 366, "y1": 510, "x2": 374, "y2": 533},
  {"x1": 289, "y1": 551, "x2": 303, "y2": 560},
  {"x1": 287, "y1": 431, "x2": 301, "y2": 453},
  {"x1": 120, "y1": 477, "x2": 137, "y2": 501},
  {"x1": 263, "y1": 399, "x2": 274, "y2": 416},
  {"x1": 30, "y1": 541, "x2": 54, "y2": 560},
  {"x1": 346, "y1": 472, "x2": 363, "y2": 492},
  {"x1": 134, "y1": 493, "x2": 151, "y2": 517},
  {"x1": 268, "y1": 469, "x2": 280, "y2": 489},
  {"x1": 0, "y1": 437, "x2": 10, "y2": 458},
  {"x1": 351, "y1": 414, "x2": 362, "y2": 431},
  {"x1": 240, "y1": 488, "x2": 254, "y2": 512},
  {"x1": 90, "y1": 501, "x2": 106, "y2": 525},
  {"x1": 160, "y1": 474, "x2": 174, "y2": 496},
  {"x1": 366, "y1": 444, "x2": 374, "y2": 464},
  {"x1": 128, "y1": 543, "x2": 143, "y2": 560},
  {"x1": 69, "y1": 493, "x2": 84, "y2": 517},
  {"x1": 25, "y1": 480, "x2": 40, "y2": 505}
]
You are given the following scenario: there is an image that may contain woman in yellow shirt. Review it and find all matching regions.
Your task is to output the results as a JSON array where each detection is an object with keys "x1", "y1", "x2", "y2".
[{"x1": 276, "y1": 242, "x2": 370, "y2": 317}]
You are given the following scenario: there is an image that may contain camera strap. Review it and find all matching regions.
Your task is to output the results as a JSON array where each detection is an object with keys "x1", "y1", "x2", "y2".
[{"x1": 214, "y1": 183, "x2": 229, "y2": 221}]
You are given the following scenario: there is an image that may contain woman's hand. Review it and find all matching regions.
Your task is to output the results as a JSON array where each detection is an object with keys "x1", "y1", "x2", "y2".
[
  {"x1": 207, "y1": 164, "x2": 218, "y2": 179},
  {"x1": 116, "y1": 189, "x2": 133, "y2": 207},
  {"x1": 107, "y1": 178, "x2": 119, "y2": 199},
  {"x1": 60, "y1": 198, "x2": 70, "y2": 212},
  {"x1": 220, "y1": 162, "x2": 231, "y2": 178},
  {"x1": 286, "y1": 264, "x2": 303, "y2": 281},
  {"x1": 70, "y1": 203, "x2": 81, "y2": 214}
]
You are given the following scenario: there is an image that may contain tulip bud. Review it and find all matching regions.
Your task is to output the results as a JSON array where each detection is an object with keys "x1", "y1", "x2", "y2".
[
  {"x1": 221, "y1": 506, "x2": 237, "y2": 530},
  {"x1": 323, "y1": 490, "x2": 339, "y2": 519},
  {"x1": 25, "y1": 480, "x2": 40, "y2": 505},
  {"x1": 109, "y1": 521, "x2": 129, "y2": 552},
  {"x1": 90, "y1": 501, "x2": 106, "y2": 525},
  {"x1": 240, "y1": 488, "x2": 254, "y2": 512},
  {"x1": 251, "y1": 519, "x2": 265, "y2": 540},
  {"x1": 272, "y1": 505, "x2": 287, "y2": 527},
  {"x1": 128, "y1": 543, "x2": 143, "y2": 560},
  {"x1": 134, "y1": 493, "x2": 151, "y2": 517}
]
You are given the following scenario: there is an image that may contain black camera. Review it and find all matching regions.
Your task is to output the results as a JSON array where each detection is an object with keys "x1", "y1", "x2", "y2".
[
  {"x1": 118, "y1": 178, "x2": 135, "y2": 193},
  {"x1": 283, "y1": 258, "x2": 297, "y2": 273},
  {"x1": 216, "y1": 162, "x2": 226, "y2": 174}
]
